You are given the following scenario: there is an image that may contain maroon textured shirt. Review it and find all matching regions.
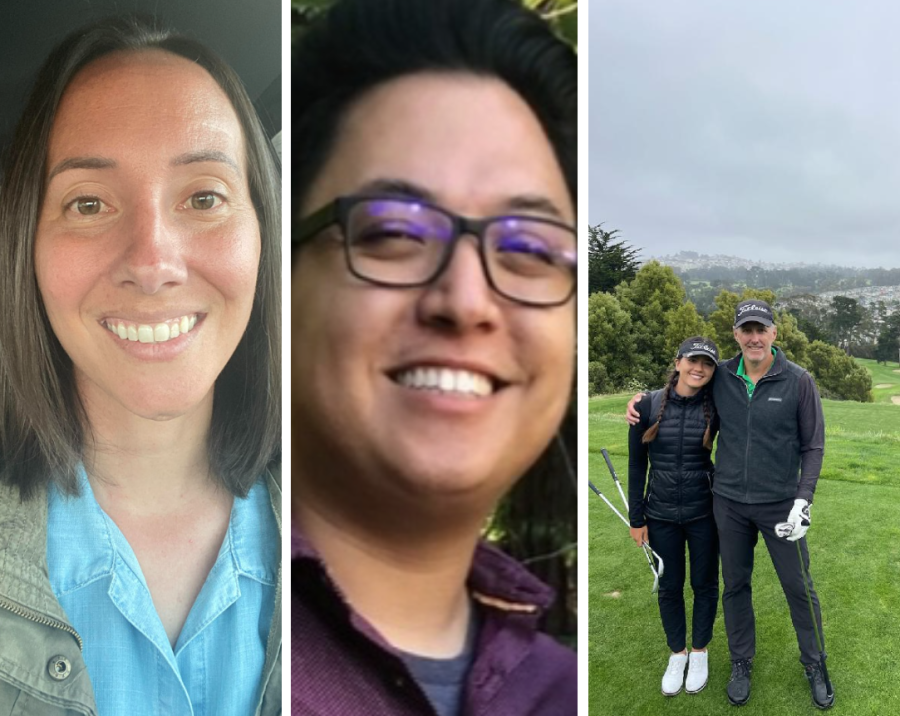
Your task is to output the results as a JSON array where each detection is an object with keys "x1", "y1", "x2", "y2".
[{"x1": 291, "y1": 526, "x2": 577, "y2": 715}]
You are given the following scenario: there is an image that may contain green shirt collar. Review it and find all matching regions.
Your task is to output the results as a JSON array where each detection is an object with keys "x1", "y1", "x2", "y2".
[{"x1": 736, "y1": 347, "x2": 777, "y2": 397}]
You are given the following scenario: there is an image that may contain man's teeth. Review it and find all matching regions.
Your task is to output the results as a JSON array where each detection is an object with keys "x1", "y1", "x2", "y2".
[
  {"x1": 396, "y1": 367, "x2": 494, "y2": 397},
  {"x1": 104, "y1": 314, "x2": 198, "y2": 344}
]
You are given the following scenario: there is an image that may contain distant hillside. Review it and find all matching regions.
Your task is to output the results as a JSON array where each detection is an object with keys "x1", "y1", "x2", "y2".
[{"x1": 650, "y1": 252, "x2": 900, "y2": 314}]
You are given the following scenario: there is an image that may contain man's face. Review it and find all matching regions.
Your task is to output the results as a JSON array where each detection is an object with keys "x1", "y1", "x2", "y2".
[
  {"x1": 291, "y1": 72, "x2": 574, "y2": 516},
  {"x1": 733, "y1": 322, "x2": 777, "y2": 365}
]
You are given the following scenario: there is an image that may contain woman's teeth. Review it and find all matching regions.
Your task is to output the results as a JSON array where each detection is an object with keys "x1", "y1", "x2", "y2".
[
  {"x1": 396, "y1": 367, "x2": 494, "y2": 397},
  {"x1": 103, "y1": 314, "x2": 198, "y2": 344}
]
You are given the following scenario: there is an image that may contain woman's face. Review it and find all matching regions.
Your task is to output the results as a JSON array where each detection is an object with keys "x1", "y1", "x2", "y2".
[
  {"x1": 292, "y1": 73, "x2": 575, "y2": 508},
  {"x1": 675, "y1": 355, "x2": 716, "y2": 391},
  {"x1": 35, "y1": 51, "x2": 261, "y2": 421}
]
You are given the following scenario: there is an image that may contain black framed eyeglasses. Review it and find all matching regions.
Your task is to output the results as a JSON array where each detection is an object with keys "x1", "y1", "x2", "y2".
[{"x1": 294, "y1": 195, "x2": 577, "y2": 308}]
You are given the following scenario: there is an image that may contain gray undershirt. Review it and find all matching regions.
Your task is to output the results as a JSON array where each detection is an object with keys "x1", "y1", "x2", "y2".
[{"x1": 400, "y1": 609, "x2": 480, "y2": 716}]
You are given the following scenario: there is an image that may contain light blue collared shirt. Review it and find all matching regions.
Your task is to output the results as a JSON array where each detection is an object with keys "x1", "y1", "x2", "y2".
[{"x1": 47, "y1": 468, "x2": 278, "y2": 716}]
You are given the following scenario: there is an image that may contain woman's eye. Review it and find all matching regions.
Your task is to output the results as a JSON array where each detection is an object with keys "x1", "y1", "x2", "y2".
[
  {"x1": 67, "y1": 196, "x2": 105, "y2": 216},
  {"x1": 189, "y1": 192, "x2": 223, "y2": 210}
]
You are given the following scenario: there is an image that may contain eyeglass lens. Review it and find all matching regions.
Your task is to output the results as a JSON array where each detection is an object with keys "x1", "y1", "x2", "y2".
[{"x1": 344, "y1": 198, "x2": 575, "y2": 304}]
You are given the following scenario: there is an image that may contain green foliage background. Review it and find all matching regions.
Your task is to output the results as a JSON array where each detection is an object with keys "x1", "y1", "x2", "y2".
[
  {"x1": 588, "y1": 261, "x2": 873, "y2": 402},
  {"x1": 291, "y1": 0, "x2": 577, "y2": 47}
]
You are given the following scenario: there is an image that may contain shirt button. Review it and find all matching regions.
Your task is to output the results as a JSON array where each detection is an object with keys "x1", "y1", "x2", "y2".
[{"x1": 48, "y1": 655, "x2": 72, "y2": 681}]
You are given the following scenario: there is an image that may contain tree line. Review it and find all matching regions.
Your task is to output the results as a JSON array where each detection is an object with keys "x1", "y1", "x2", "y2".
[{"x1": 588, "y1": 225, "x2": 876, "y2": 402}]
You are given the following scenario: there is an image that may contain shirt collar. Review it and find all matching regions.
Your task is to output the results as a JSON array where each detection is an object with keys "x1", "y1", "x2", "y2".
[
  {"x1": 48, "y1": 470, "x2": 279, "y2": 597},
  {"x1": 291, "y1": 522, "x2": 554, "y2": 616}
]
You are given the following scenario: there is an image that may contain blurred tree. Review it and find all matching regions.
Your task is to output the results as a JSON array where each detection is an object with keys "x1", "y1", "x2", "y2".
[
  {"x1": 875, "y1": 312, "x2": 900, "y2": 365},
  {"x1": 587, "y1": 224, "x2": 640, "y2": 295},
  {"x1": 663, "y1": 301, "x2": 712, "y2": 364},
  {"x1": 829, "y1": 296, "x2": 864, "y2": 355},
  {"x1": 806, "y1": 341, "x2": 873, "y2": 402},
  {"x1": 587, "y1": 291, "x2": 635, "y2": 394},
  {"x1": 615, "y1": 261, "x2": 688, "y2": 386}
]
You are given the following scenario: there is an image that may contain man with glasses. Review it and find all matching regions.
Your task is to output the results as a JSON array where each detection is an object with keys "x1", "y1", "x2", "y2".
[{"x1": 290, "y1": 1, "x2": 577, "y2": 714}]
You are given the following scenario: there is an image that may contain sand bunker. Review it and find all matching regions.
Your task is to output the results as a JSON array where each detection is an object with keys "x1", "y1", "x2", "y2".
[
  {"x1": 875, "y1": 384, "x2": 894, "y2": 389},
  {"x1": 892, "y1": 396, "x2": 900, "y2": 405},
  {"x1": 605, "y1": 591, "x2": 622, "y2": 598}
]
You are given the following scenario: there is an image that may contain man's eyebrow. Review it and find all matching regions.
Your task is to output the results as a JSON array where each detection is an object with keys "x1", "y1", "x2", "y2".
[
  {"x1": 356, "y1": 178, "x2": 436, "y2": 203},
  {"x1": 47, "y1": 156, "x2": 116, "y2": 183},
  {"x1": 172, "y1": 150, "x2": 240, "y2": 174},
  {"x1": 504, "y1": 194, "x2": 567, "y2": 220},
  {"x1": 356, "y1": 179, "x2": 568, "y2": 220}
]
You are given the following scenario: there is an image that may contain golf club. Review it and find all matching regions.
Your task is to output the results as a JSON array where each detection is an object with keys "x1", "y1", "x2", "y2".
[
  {"x1": 774, "y1": 521, "x2": 834, "y2": 704},
  {"x1": 588, "y1": 479, "x2": 660, "y2": 593},
  {"x1": 600, "y1": 448, "x2": 665, "y2": 578}
]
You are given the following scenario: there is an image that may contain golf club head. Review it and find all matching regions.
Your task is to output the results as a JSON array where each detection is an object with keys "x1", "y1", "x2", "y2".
[
  {"x1": 641, "y1": 544, "x2": 660, "y2": 593},
  {"x1": 643, "y1": 542, "x2": 664, "y2": 578},
  {"x1": 774, "y1": 521, "x2": 794, "y2": 538}
]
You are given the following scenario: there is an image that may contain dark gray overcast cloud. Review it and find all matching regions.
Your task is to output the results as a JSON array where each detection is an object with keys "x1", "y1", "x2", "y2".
[{"x1": 590, "y1": 0, "x2": 900, "y2": 268}]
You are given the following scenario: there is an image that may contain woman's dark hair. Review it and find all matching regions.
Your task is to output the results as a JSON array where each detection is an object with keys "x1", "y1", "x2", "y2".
[
  {"x1": 0, "y1": 16, "x2": 281, "y2": 500},
  {"x1": 291, "y1": 0, "x2": 576, "y2": 217},
  {"x1": 643, "y1": 336, "x2": 717, "y2": 451}
]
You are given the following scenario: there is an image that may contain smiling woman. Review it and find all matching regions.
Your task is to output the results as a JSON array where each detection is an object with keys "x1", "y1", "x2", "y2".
[{"x1": 0, "y1": 16, "x2": 281, "y2": 716}]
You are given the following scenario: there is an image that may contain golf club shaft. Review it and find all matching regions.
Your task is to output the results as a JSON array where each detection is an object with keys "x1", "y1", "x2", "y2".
[
  {"x1": 601, "y1": 448, "x2": 630, "y2": 512},
  {"x1": 588, "y1": 481, "x2": 660, "y2": 593},
  {"x1": 597, "y1": 453, "x2": 666, "y2": 569},
  {"x1": 587, "y1": 481, "x2": 629, "y2": 527},
  {"x1": 795, "y1": 540, "x2": 833, "y2": 696}
]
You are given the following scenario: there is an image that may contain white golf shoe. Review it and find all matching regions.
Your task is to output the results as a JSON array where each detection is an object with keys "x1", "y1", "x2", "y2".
[
  {"x1": 685, "y1": 650, "x2": 709, "y2": 694},
  {"x1": 661, "y1": 652, "x2": 688, "y2": 696}
]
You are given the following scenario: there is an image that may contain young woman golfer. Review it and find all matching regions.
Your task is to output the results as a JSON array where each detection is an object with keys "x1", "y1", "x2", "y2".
[{"x1": 628, "y1": 336, "x2": 720, "y2": 697}]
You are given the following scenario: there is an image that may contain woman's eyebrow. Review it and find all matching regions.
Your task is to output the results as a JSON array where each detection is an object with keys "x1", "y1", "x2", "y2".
[
  {"x1": 172, "y1": 150, "x2": 240, "y2": 174},
  {"x1": 47, "y1": 156, "x2": 116, "y2": 182}
]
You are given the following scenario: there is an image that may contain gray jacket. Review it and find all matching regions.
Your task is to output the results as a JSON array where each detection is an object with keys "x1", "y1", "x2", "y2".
[
  {"x1": 0, "y1": 467, "x2": 282, "y2": 716},
  {"x1": 712, "y1": 349, "x2": 825, "y2": 504}
]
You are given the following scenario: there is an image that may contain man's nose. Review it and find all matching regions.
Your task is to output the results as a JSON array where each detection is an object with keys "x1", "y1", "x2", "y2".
[{"x1": 415, "y1": 236, "x2": 501, "y2": 332}]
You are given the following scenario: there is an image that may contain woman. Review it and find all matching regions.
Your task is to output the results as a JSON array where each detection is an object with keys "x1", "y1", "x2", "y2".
[
  {"x1": 290, "y1": 0, "x2": 577, "y2": 713},
  {"x1": 628, "y1": 336, "x2": 720, "y2": 697},
  {"x1": 0, "y1": 17, "x2": 281, "y2": 716}
]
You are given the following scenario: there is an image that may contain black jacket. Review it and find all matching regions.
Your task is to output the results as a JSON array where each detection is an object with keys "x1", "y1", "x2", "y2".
[
  {"x1": 628, "y1": 387, "x2": 715, "y2": 526},
  {"x1": 711, "y1": 348, "x2": 825, "y2": 504}
]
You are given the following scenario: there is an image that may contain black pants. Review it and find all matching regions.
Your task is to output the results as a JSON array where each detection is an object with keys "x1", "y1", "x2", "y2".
[
  {"x1": 713, "y1": 494, "x2": 825, "y2": 666},
  {"x1": 646, "y1": 515, "x2": 719, "y2": 653}
]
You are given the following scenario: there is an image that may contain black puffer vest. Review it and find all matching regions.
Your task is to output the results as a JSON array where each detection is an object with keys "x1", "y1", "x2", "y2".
[{"x1": 644, "y1": 387, "x2": 715, "y2": 523}]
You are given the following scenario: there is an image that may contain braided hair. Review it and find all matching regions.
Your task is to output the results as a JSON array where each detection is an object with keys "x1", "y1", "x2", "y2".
[
  {"x1": 642, "y1": 336, "x2": 717, "y2": 451},
  {"x1": 641, "y1": 369, "x2": 679, "y2": 445}
]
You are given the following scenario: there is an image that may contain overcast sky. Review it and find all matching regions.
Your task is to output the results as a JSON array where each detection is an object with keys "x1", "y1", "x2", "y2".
[{"x1": 589, "y1": 0, "x2": 900, "y2": 269}]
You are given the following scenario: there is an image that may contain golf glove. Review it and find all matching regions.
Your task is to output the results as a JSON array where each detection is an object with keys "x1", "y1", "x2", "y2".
[{"x1": 785, "y1": 498, "x2": 810, "y2": 542}]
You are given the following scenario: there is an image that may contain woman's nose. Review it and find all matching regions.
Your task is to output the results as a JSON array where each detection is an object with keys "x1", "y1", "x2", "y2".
[{"x1": 114, "y1": 203, "x2": 188, "y2": 293}]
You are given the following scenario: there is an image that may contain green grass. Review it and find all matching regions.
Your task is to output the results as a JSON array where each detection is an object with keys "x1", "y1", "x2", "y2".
[
  {"x1": 856, "y1": 357, "x2": 900, "y2": 404},
  {"x1": 588, "y1": 393, "x2": 900, "y2": 715}
]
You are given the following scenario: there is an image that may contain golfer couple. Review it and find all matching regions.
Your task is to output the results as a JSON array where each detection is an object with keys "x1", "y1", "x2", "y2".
[{"x1": 626, "y1": 300, "x2": 832, "y2": 709}]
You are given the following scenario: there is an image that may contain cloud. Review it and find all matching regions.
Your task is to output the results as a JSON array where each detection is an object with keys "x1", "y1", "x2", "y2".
[{"x1": 590, "y1": 0, "x2": 900, "y2": 268}]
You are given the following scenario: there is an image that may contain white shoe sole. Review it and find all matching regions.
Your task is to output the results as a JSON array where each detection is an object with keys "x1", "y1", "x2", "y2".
[
  {"x1": 686, "y1": 679, "x2": 708, "y2": 695},
  {"x1": 661, "y1": 686, "x2": 682, "y2": 697}
]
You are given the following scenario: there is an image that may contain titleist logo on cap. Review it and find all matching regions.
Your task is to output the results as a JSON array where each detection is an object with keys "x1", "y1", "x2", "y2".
[
  {"x1": 738, "y1": 303, "x2": 771, "y2": 316},
  {"x1": 691, "y1": 342, "x2": 715, "y2": 353}
]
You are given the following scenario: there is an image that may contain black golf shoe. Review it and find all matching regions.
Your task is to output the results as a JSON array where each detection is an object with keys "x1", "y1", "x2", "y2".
[
  {"x1": 805, "y1": 663, "x2": 834, "y2": 710},
  {"x1": 726, "y1": 658, "x2": 752, "y2": 706}
]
